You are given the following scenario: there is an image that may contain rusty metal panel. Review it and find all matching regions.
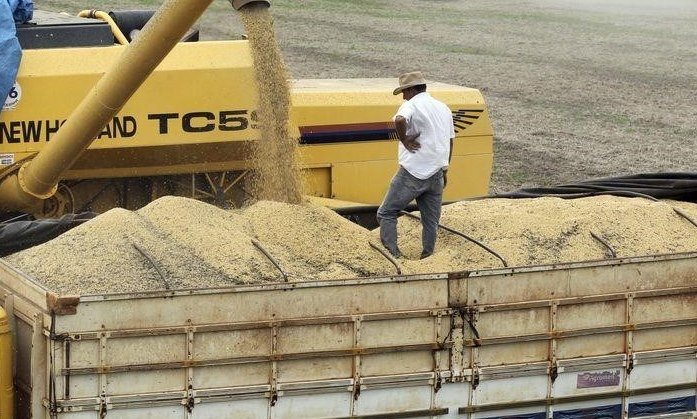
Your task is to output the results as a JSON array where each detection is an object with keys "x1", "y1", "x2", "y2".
[
  {"x1": 477, "y1": 307, "x2": 549, "y2": 338},
  {"x1": 448, "y1": 273, "x2": 468, "y2": 307},
  {"x1": 273, "y1": 392, "x2": 352, "y2": 418},
  {"x1": 461, "y1": 346, "x2": 472, "y2": 370},
  {"x1": 633, "y1": 294, "x2": 697, "y2": 323},
  {"x1": 630, "y1": 359, "x2": 696, "y2": 389},
  {"x1": 468, "y1": 268, "x2": 569, "y2": 305},
  {"x1": 54, "y1": 277, "x2": 448, "y2": 333},
  {"x1": 352, "y1": 386, "x2": 432, "y2": 416},
  {"x1": 624, "y1": 256, "x2": 697, "y2": 291},
  {"x1": 361, "y1": 316, "x2": 437, "y2": 347},
  {"x1": 361, "y1": 351, "x2": 435, "y2": 376},
  {"x1": 556, "y1": 333, "x2": 624, "y2": 359},
  {"x1": 435, "y1": 381, "x2": 470, "y2": 414},
  {"x1": 193, "y1": 364, "x2": 269, "y2": 388},
  {"x1": 107, "y1": 370, "x2": 185, "y2": 395},
  {"x1": 633, "y1": 325, "x2": 697, "y2": 351},
  {"x1": 67, "y1": 374, "x2": 98, "y2": 399},
  {"x1": 463, "y1": 254, "x2": 697, "y2": 305},
  {"x1": 56, "y1": 412, "x2": 95, "y2": 419},
  {"x1": 0, "y1": 261, "x2": 49, "y2": 311},
  {"x1": 570, "y1": 255, "x2": 697, "y2": 295},
  {"x1": 191, "y1": 398, "x2": 268, "y2": 419},
  {"x1": 567, "y1": 263, "x2": 624, "y2": 296},
  {"x1": 67, "y1": 340, "x2": 99, "y2": 368},
  {"x1": 194, "y1": 329, "x2": 271, "y2": 360},
  {"x1": 556, "y1": 300, "x2": 625, "y2": 330},
  {"x1": 278, "y1": 357, "x2": 353, "y2": 382},
  {"x1": 478, "y1": 341, "x2": 549, "y2": 367},
  {"x1": 277, "y1": 322, "x2": 353, "y2": 353},
  {"x1": 96, "y1": 406, "x2": 184, "y2": 418},
  {"x1": 473, "y1": 375, "x2": 548, "y2": 406},
  {"x1": 566, "y1": 256, "x2": 696, "y2": 298},
  {"x1": 105, "y1": 334, "x2": 185, "y2": 366}
]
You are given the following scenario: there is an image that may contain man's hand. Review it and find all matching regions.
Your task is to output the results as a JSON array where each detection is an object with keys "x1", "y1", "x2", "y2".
[
  {"x1": 443, "y1": 169, "x2": 448, "y2": 188},
  {"x1": 401, "y1": 132, "x2": 421, "y2": 153}
]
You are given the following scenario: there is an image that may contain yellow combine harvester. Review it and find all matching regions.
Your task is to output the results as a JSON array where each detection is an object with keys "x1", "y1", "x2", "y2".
[{"x1": 0, "y1": 0, "x2": 493, "y2": 220}]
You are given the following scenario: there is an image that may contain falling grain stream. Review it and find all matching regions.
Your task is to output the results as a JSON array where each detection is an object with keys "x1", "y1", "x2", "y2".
[{"x1": 239, "y1": 6, "x2": 303, "y2": 204}]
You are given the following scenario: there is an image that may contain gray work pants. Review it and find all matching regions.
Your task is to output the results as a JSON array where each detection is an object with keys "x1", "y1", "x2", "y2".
[{"x1": 377, "y1": 167, "x2": 444, "y2": 258}]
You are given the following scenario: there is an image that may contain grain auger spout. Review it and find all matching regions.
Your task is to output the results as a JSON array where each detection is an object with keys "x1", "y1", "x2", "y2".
[
  {"x1": 0, "y1": 0, "x2": 270, "y2": 214},
  {"x1": 231, "y1": 0, "x2": 270, "y2": 9}
]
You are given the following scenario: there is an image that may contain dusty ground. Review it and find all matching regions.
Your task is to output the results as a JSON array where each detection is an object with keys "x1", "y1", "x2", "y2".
[{"x1": 42, "y1": 0, "x2": 697, "y2": 193}]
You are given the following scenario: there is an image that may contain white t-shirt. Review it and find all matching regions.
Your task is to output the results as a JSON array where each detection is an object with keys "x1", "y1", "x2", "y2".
[{"x1": 394, "y1": 92, "x2": 455, "y2": 180}]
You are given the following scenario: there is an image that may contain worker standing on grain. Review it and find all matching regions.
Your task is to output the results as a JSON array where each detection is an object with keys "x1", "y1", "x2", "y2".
[{"x1": 377, "y1": 71, "x2": 454, "y2": 259}]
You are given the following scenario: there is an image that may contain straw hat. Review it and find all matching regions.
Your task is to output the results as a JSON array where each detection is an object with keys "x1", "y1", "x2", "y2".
[{"x1": 393, "y1": 71, "x2": 427, "y2": 95}]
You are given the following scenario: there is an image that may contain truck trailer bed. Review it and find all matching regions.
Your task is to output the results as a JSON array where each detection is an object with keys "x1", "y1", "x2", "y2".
[{"x1": 1, "y1": 253, "x2": 696, "y2": 418}]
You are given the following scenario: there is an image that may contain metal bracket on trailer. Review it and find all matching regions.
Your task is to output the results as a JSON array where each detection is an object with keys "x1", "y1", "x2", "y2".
[
  {"x1": 462, "y1": 307, "x2": 481, "y2": 347},
  {"x1": 98, "y1": 396, "x2": 108, "y2": 418},
  {"x1": 471, "y1": 367, "x2": 480, "y2": 390},
  {"x1": 549, "y1": 362, "x2": 559, "y2": 383}
]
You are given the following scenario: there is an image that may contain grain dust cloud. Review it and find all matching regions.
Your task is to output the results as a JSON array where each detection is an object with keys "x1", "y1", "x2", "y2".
[{"x1": 239, "y1": 5, "x2": 303, "y2": 204}]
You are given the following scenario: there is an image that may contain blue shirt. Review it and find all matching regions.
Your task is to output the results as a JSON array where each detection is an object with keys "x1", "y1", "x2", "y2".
[
  {"x1": 1, "y1": 0, "x2": 32, "y2": 110},
  {"x1": 9, "y1": 0, "x2": 33, "y2": 23}
]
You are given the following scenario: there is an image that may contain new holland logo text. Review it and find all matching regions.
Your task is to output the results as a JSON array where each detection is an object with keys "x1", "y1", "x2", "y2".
[{"x1": 0, "y1": 109, "x2": 256, "y2": 143}]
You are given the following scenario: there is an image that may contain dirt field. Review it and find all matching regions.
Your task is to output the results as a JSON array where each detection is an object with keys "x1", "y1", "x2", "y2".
[{"x1": 43, "y1": 0, "x2": 697, "y2": 193}]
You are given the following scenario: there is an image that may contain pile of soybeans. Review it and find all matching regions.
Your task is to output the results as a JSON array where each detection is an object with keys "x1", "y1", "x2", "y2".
[{"x1": 4, "y1": 196, "x2": 697, "y2": 295}]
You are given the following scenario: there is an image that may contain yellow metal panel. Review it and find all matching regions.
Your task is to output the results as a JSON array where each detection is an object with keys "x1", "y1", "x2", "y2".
[
  {"x1": 299, "y1": 136, "x2": 491, "y2": 166},
  {"x1": 331, "y1": 151, "x2": 492, "y2": 205},
  {"x1": 0, "y1": 307, "x2": 12, "y2": 419},
  {"x1": 1, "y1": 41, "x2": 257, "y2": 156},
  {"x1": 300, "y1": 134, "x2": 492, "y2": 204},
  {"x1": 291, "y1": 80, "x2": 493, "y2": 139},
  {"x1": 301, "y1": 167, "x2": 332, "y2": 198},
  {"x1": 332, "y1": 160, "x2": 397, "y2": 204},
  {"x1": 299, "y1": 141, "x2": 396, "y2": 166},
  {"x1": 443, "y1": 153, "x2": 493, "y2": 201}
]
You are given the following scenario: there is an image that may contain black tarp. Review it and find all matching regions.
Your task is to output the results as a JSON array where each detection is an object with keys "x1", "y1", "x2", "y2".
[
  {"x1": 493, "y1": 173, "x2": 697, "y2": 202},
  {"x1": 0, "y1": 212, "x2": 96, "y2": 257}
]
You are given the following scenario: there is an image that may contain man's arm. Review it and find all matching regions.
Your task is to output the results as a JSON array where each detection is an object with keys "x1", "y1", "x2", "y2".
[
  {"x1": 448, "y1": 137, "x2": 453, "y2": 164},
  {"x1": 443, "y1": 137, "x2": 453, "y2": 188},
  {"x1": 395, "y1": 115, "x2": 421, "y2": 153}
]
